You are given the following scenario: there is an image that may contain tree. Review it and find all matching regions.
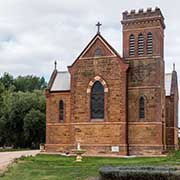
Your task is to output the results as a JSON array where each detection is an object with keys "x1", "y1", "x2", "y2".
[
  {"x1": 0, "y1": 73, "x2": 14, "y2": 90},
  {"x1": 0, "y1": 73, "x2": 47, "y2": 148},
  {"x1": 0, "y1": 116, "x2": 7, "y2": 146},
  {"x1": 0, "y1": 90, "x2": 46, "y2": 148},
  {"x1": 14, "y1": 75, "x2": 47, "y2": 92},
  {"x1": 0, "y1": 82, "x2": 5, "y2": 94},
  {"x1": 23, "y1": 109, "x2": 45, "y2": 148},
  {"x1": 0, "y1": 87, "x2": 14, "y2": 146},
  {"x1": 0, "y1": 82, "x2": 5, "y2": 115}
]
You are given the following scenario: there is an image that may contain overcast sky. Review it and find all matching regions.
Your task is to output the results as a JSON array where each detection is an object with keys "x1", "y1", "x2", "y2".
[{"x1": 0, "y1": 0, "x2": 179, "y2": 81}]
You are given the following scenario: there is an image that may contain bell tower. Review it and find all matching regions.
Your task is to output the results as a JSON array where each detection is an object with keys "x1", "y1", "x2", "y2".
[
  {"x1": 121, "y1": 8, "x2": 166, "y2": 155},
  {"x1": 122, "y1": 7, "x2": 165, "y2": 59}
]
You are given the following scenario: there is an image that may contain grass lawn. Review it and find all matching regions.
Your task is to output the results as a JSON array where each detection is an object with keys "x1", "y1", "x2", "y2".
[{"x1": 1, "y1": 151, "x2": 180, "y2": 180}]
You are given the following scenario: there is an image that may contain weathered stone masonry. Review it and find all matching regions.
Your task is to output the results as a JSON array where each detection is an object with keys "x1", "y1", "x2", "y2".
[{"x1": 45, "y1": 7, "x2": 179, "y2": 156}]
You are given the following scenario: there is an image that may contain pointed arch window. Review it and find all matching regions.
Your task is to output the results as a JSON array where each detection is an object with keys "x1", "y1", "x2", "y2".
[
  {"x1": 147, "y1": 32, "x2": 153, "y2": 55},
  {"x1": 91, "y1": 81, "x2": 104, "y2": 119},
  {"x1": 139, "y1": 97, "x2": 145, "y2": 119},
  {"x1": 59, "y1": 100, "x2": 64, "y2": 122},
  {"x1": 129, "y1": 34, "x2": 135, "y2": 56},
  {"x1": 138, "y1": 33, "x2": 144, "y2": 56}
]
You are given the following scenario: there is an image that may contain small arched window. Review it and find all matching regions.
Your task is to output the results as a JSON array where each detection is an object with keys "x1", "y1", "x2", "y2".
[
  {"x1": 59, "y1": 100, "x2": 64, "y2": 122},
  {"x1": 139, "y1": 97, "x2": 145, "y2": 119},
  {"x1": 138, "y1": 33, "x2": 144, "y2": 56},
  {"x1": 91, "y1": 81, "x2": 104, "y2": 119},
  {"x1": 147, "y1": 32, "x2": 153, "y2": 55},
  {"x1": 129, "y1": 34, "x2": 135, "y2": 56},
  {"x1": 94, "y1": 48, "x2": 102, "y2": 57}
]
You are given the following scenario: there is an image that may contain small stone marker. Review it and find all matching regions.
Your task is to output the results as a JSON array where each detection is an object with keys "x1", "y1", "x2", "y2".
[{"x1": 111, "y1": 146, "x2": 119, "y2": 152}]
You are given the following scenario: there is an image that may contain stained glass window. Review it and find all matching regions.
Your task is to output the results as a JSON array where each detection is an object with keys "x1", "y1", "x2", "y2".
[
  {"x1": 91, "y1": 81, "x2": 104, "y2": 119},
  {"x1": 59, "y1": 100, "x2": 64, "y2": 121},
  {"x1": 139, "y1": 97, "x2": 145, "y2": 119}
]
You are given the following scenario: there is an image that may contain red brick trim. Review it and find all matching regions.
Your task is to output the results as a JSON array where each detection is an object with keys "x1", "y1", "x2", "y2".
[{"x1": 86, "y1": 76, "x2": 108, "y2": 93}]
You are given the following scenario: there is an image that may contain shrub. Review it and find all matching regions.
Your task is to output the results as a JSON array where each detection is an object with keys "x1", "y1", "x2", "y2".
[{"x1": 99, "y1": 166, "x2": 180, "y2": 180}]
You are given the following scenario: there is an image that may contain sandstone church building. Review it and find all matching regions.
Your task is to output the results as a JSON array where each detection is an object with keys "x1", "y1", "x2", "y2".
[{"x1": 45, "y1": 7, "x2": 179, "y2": 155}]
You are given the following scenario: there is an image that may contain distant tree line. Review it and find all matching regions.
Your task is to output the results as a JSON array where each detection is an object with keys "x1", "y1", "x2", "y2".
[{"x1": 0, "y1": 73, "x2": 47, "y2": 149}]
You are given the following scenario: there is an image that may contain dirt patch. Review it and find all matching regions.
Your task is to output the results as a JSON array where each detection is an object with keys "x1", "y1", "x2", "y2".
[{"x1": 0, "y1": 150, "x2": 40, "y2": 172}]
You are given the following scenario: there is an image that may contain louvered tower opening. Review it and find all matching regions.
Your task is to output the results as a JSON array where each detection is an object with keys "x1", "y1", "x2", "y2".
[
  {"x1": 138, "y1": 33, "x2": 144, "y2": 56},
  {"x1": 129, "y1": 34, "x2": 135, "y2": 56},
  {"x1": 147, "y1": 32, "x2": 153, "y2": 55}
]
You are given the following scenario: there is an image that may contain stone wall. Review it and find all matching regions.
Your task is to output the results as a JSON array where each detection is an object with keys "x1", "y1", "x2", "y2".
[
  {"x1": 45, "y1": 91, "x2": 72, "y2": 152},
  {"x1": 122, "y1": 8, "x2": 166, "y2": 155},
  {"x1": 68, "y1": 40, "x2": 128, "y2": 154},
  {"x1": 45, "y1": 8, "x2": 178, "y2": 156},
  {"x1": 166, "y1": 95, "x2": 179, "y2": 150}
]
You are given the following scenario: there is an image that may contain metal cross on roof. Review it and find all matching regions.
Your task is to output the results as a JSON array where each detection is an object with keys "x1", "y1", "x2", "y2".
[
  {"x1": 173, "y1": 63, "x2": 175, "y2": 71},
  {"x1": 54, "y1": 60, "x2": 57, "y2": 70},
  {"x1": 96, "y1": 22, "x2": 102, "y2": 34}
]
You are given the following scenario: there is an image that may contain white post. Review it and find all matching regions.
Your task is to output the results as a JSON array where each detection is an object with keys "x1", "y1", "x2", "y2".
[{"x1": 77, "y1": 143, "x2": 81, "y2": 150}]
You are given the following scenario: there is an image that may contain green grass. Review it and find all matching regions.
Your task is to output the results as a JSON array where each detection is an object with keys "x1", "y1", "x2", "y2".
[{"x1": 1, "y1": 151, "x2": 180, "y2": 180}]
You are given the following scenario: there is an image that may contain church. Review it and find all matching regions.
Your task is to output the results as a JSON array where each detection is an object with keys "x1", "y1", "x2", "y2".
[{"x1": 45, "y1": 7, "x2": 179, "y2": 155}]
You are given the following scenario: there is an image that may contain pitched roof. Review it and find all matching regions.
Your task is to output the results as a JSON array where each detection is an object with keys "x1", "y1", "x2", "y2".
[
  {"x1": 80, "y1": 33, "x2": 122, "y2": 58},
  {"x1": 48, "y1": 33, "x2": 127, "y2": 92},
  {"x1": 50, "y1": 71, "x2": 70, "y2": 91},
  {"x1": 49, "y1": 72, "x2": 175, "y2": 95},
  {"x1": 46, "y1": 69, "x2": 57, "y2": 90},
  {"x1": 165, "y1": 73, "x2": 172, "y2": 96},
  {"x1": 68, "y1": 33, "x2": 125, "y2": 68},
  {"x1": 165, "y1": 71, "x2": 179, "y2": 97},
  {"x1": 170, "y1": 70, "x2": 179, "y2": 97}
]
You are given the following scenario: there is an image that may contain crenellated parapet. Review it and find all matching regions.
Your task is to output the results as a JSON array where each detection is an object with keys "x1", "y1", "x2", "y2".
[{"x1": 122, "y1": 7, "x2": 165, "y2": 29}]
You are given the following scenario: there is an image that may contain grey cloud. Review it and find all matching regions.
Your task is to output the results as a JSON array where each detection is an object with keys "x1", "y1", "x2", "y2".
[{"x1": 0, "y1": 0, "x2": 179, "y2": 79}]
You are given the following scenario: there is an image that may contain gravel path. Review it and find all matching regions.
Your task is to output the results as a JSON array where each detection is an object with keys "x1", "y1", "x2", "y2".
[{"x1": 0, "y1": 150, "x2": 40, "y2": 171}]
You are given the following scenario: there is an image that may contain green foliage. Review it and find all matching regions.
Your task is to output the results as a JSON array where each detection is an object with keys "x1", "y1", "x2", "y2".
[
  {"x1": 1, "y1": 152, "x2": 180, "y2": 180},
  {"x1": 24, "y1": 109, "x2": 45, "y2": 148},
  {"x1": 0, "y1": 73, "x2": 47, "y2": 92},
  {"x1": 0, "y1": 73, "x2": 14, "y2": 90},
  {"x1": 0, "y1": 82, "x2": 5, "y2": 94},
  {"x1": 0, "y1": 73, "x2": 46, "y2": 148},
  {"x1": 0, "y1": 82, "x2": 5, "y2": 115},
  {"x1": 99, "y1": 166, "x2": 180, "y2": 180},
  {"x1": 0, "y1": 116, "x2": 7, "y2": 145},
  {"x1": 2, "y1": 91, "x2": 45, "y2": 148},
  {"x1": 14, "y1": 75, "x2": 47, "y2": 92}
]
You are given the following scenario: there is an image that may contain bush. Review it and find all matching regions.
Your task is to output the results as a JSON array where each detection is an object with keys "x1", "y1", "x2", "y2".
[
  {"x1": 0, "y1": 90, "x2": 45, "y2": 148},
  {"x1": 99, "y1": 166, "x2": 180, "y2": 180}
]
